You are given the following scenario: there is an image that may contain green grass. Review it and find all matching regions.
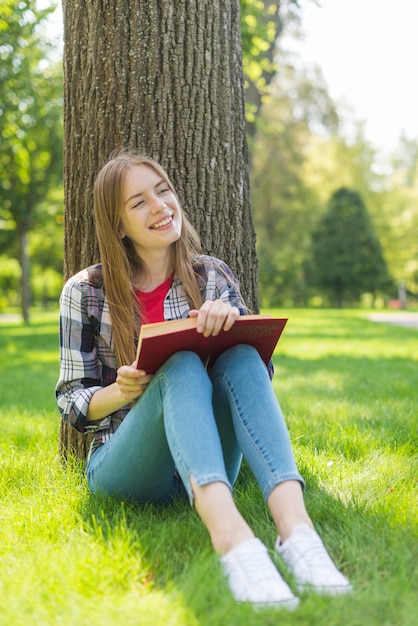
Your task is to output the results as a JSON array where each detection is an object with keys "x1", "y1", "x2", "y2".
[{"x1": 0, "y1": 309, "x2": 417, "y2": 626}]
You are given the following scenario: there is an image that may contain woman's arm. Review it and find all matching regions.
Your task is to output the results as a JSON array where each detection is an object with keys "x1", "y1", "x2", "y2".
[
  {"x1": 86, "y1": 364, "x2": 151, "y2": 422},
  {"x1": 56, "y1": 274, "x2": 153, "y2": 427}
]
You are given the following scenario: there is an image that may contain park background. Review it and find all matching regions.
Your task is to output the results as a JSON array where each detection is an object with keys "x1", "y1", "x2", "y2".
[
  {"x1": 0, "y1": 1, "x2": 417, "y2": 625},
  {"x1": 1, "y1": 0, "x2": 418, "y2": 317}
]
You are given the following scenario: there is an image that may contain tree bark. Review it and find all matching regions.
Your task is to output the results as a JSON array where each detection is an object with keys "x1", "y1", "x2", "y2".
[
  {"x1": 61, "y1": 0, "x2": 258, "y2": 459},
  {"x1": 19, "y1": 229, "x2": 31, "y2": 324}
]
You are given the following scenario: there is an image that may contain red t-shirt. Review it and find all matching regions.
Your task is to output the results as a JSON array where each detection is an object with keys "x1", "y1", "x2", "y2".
[{"x1": 135, "y1": 273, "x2": 174, "y2": 323}]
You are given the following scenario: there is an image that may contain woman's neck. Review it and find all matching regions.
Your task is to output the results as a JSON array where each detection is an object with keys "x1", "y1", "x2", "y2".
[{"x1": 133, "y1": 253, "x2": 174, "y2": 292}]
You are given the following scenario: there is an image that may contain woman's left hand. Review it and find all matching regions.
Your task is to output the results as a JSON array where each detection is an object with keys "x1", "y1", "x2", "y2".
[{"x1": 189, "y1": 300, "x2": 240, "y2": 337}]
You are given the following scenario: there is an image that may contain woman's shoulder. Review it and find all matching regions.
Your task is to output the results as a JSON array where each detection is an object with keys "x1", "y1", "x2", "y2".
[
  {"x1": 193, "y1": 254, "x2": 234, "y2": 276},
  {"x1": 63, "y1": 264, "x2": 104, "y2": 290},
  {"x1": 60, "y1": 265, "x2": 107, "y2": 321},
  {"x1": 61, "y1": 264, "x2": 105, "y2": 301}
]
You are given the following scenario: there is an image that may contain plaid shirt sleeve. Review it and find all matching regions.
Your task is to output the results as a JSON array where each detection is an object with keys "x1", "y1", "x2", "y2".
[
  {"x1": 194, "y1": 255, "x2": 247, "y2": 313},
  {"x1": 163, "y1": 255, "x2": 247, "y2": 320},
  {"x1": 55, "y1": 268, "x2": 120, "y2": 433}
]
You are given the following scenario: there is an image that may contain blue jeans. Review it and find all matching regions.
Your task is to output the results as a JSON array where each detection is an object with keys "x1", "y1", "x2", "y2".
[{"x1": 86, "y1": 345, "x2": 304, "y2": 505}]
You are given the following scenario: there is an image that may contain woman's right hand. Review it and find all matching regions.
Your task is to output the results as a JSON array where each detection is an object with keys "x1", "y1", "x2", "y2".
[
  {"x1": 116, "y1": 362, "x2": 153, "y2": 403},
  {"x1": 87, "y1": 363, "x2": 152, "y2": 422}
]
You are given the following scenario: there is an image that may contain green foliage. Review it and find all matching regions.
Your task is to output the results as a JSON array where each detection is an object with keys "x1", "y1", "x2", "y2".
[
  {"x1": 0, "y1": 0, "x2": 63, "y2": 314},
  {"x1": 252, "y1": 126, "x2": 318, "y2": 307},
  {"x1": 0, "y1": 256, "x2": 20, "y2": 309},
  {"x1": 31, "y1": 266, "x2": 62, "y2": 307},
  {"x1": 29, "y1": 184, "x2": 64, "y2": 304},
  {"x1": 1, "y1": 311, "x2": 417, "y2": 625},
  {"x1": 292, "y1": 127, "x2": 418, "y2": 303},
  {"x1": 240, "y1": 0, "x2": 303, "y2": 138},
  {"x1": 381, "y1": 136, "x2": 418, "y2": 295},
  {"x1": 251, "y1": 65, "x2": 337, "y2": 307},
  {"x1": 0, "y1": 0, "x2": 63, "y2": 225},
  {"x1": 249, "y1": 13, "x2": 417, "y2": 309},
  {"x1": 240, "y1": 0, "x2": 281, "y2": 84},
  {"x1": 307, "y1": 188, "x2": 394, "y2": 307}
]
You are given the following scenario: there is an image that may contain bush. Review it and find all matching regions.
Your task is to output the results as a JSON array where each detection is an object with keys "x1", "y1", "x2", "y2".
[{"x1": 0, "y1": 257, "x2": 21, "y2": 309}]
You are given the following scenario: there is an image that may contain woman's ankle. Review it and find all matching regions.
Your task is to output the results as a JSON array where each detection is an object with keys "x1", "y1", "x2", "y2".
[
  {"x1": 212, "y1": 527, "x2": 255, "y2": 556},
  {"x1": 191, "y1": 479, "x2": 255, "y2": 556},
  {"x1": 267, "y1": 480, "x2": 313, "y2": 542}
]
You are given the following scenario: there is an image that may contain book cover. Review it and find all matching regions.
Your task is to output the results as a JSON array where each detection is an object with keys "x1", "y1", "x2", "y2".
[{"x1": 136, "y1": 314, "x2": 287, "y2": 373}]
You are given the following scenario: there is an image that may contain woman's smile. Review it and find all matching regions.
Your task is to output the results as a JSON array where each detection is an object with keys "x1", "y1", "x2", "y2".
[
  {"x1": 150, "y1": 214, "x2": 174, "y2": 230},
  {"x1": 119, "y1": 164, "x2": 182, "y2": 253}
]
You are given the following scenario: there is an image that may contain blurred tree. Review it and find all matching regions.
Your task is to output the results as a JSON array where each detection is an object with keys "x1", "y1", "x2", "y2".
[
  {"x1": 245, "y1": 3, "x2": 416, "y2": 307},
  {"x1": 250, "y1": 62, "x2": 338, "y2": 306},
  {"x1": 0, "y1": 0, "x2": 63, "y2": 321},
  {"x1": 29, "y1": 185, "x2": 64, "y2": 307},
  {"x1": 382, "y1": 136, "x2": 418, "y2": 297},
  {"x1": 0, "y1": 256, "x2": 20, "y2": 310},
  {"x1": 302, "y1": 130, "x2": 418, "y2": 300},
  {"x1": 240, "y1": 0, "x2": 304, "y2": 150},
  {"x1": 307, "y1": 188, "x2": 394, "y2": 307},
  {"x1": 251, "y1": 97, "x2": 317, "y2": 306},
  {"x1": 301, "y1": 123, "x2": 382, "y2": 207}
]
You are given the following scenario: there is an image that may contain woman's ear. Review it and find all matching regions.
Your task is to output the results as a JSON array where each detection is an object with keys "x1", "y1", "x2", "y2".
[{"x1": 118, "y1": 228, "x2": 125, "y2": 239}]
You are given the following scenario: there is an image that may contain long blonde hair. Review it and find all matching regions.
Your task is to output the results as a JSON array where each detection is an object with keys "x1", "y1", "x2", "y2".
[{"x1": 93, "y1": 152, "x2": 203, "y2": 366}]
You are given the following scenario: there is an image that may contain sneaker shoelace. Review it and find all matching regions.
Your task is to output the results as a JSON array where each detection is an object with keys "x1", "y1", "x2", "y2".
[
  {"x1": 289, "y1": 534, "x2": 334, "y2": 571},
  {"x1": 234, "y1": 549, "x2": 277, "y2": 584}
]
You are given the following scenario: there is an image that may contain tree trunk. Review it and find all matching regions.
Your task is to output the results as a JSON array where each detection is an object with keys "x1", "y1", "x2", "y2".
[
  {"x1": 19, "y1": 229, "x2": 31, "y2": 324},
  {"x1": 61, "y1": 0, "x2": 258, "y2": 459}
]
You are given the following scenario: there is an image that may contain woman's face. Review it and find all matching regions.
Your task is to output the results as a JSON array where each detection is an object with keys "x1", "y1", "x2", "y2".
[{"x1": 119, "y1": 164, "x2": 182, "y2": 257}]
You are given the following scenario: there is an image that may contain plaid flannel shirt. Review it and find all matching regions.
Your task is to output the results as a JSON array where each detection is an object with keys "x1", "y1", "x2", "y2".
[{"x1": 56, "y1": 255, "x2": 270, "y2": 453}]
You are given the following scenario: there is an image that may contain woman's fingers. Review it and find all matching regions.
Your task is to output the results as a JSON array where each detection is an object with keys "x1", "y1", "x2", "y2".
[
  {"x1": 196, "y1": 300, "x2": 240, "y2": 336},
  {"x1": 116, "y1": 363, "x2": 152, "y2": 401}
]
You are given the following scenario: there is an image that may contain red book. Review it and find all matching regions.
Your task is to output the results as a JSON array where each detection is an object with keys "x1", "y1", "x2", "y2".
[{"x1": 135, "y1": 314, "x2": 287, "y2": 373}]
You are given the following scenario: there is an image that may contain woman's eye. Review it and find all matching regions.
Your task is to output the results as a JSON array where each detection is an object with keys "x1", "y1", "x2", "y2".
[{"x1": 133, "y1": 199, "x2": 144, "y2": 209}]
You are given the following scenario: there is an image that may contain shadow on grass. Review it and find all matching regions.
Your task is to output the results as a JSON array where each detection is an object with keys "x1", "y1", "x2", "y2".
[{"x1": 73, "y1": 459, "x2": 417, "y2": 625}]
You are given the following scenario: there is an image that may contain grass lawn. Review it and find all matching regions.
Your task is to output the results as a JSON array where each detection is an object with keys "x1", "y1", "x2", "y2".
[{"x1": 0, "y1": 309, "x2": 416, "y2": 626}]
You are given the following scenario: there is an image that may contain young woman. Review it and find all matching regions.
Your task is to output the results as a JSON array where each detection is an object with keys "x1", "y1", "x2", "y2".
[{"x1": 56, "y1": 152, "x2": 351, "y2": 608}]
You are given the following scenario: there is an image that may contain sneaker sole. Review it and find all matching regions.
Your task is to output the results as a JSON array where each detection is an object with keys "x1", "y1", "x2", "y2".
[
  {"x1": 248, "y1": 596, "x2": 300, "y2": 611},
  {"x1": 297, "y1": 583, "x2": 353, "y2": 596}
]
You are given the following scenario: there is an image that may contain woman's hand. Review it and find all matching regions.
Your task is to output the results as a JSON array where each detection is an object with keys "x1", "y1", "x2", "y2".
[
  {"x1": 87, "y1": 363, "x2": 152, "y2": 422},
  {"x1": 189, "y1": 300, "x2": 240, "y2": 337},
  {"x1": 116, "y1": 362, "x2": 152, "y2": 403}
]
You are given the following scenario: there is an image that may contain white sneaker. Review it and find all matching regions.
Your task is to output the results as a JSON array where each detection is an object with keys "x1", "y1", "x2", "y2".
[
  {"x1": 275, "y1": 525, "x2": 352, "y2": 595},
  {"x1": 220, "y1": 537, "x2": 299, "y2": 609}
]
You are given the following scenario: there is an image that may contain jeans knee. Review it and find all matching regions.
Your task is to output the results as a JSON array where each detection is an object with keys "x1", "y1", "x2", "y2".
[
  {"x1": 167, "y1": 350, "x2": 204, "y2": 369},
  {"x1": 164, "y1": 351, "x2": 211, "y2": 387},
  {"x1": 229, "y1": 344, "x2": 259, "y2": 360},
  {"x1": 214, "y1": 344, "x2": 260, "y2": 372}
]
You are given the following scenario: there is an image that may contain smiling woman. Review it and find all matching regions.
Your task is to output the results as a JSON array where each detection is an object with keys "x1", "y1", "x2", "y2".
[
  {"x1": 118, "y1": 165, "x2": 183, "y2": 280},
  {"x1": 92, "y1": 153, "x2": 204, "y2": 364},
  {"x1": 55, "y1": 151, "x2": 352, "y2": 609}
]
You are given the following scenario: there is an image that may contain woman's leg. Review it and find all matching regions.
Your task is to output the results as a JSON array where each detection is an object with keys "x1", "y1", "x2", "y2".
[
  {"x1": 87, "y1": 351, "x2": 264, "y2": 553},
  {"x1": 87, "y1": 351, "x2": 231, "y2": 503},
  {"x1": 191, "y1": 479, "x2": 254, "y2": 554},
  {"x1": 210, "y1": 344, "x2": 306, "y2": 506},
  {"x1": 211, "y1": 345, "x2": 351, "y2": 595},
  {"x1": 87, "y1": 349, "x2": 301, "y2": 607}
]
